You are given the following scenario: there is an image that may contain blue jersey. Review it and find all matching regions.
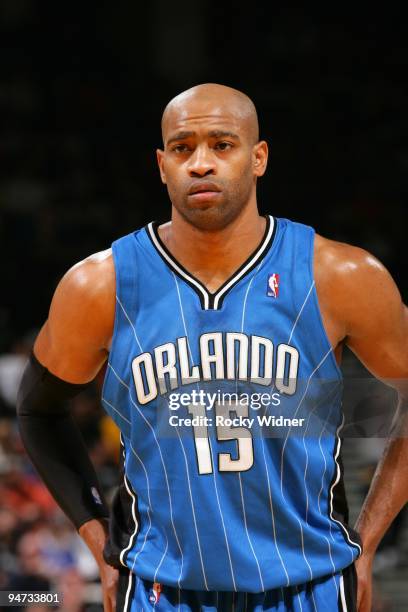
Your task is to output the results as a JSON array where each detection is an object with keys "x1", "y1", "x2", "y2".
[{"x1": 102, "y1": 215, "x2": 361, "y2": 593}]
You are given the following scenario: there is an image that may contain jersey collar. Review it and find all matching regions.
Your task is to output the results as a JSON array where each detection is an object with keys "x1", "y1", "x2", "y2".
[{"x1": 146, "y1": 215, "x2": 277, "y2": 310}]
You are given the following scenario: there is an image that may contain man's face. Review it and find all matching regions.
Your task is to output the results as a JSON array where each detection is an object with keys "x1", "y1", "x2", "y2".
[{"x1": 157, "y1": 96, "x2": 267, "y2": 231}]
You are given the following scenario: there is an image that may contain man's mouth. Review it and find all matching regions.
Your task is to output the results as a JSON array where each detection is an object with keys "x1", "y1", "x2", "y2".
[{"x1": 188, "y1": 183, "x2": 221, "y2": 201}]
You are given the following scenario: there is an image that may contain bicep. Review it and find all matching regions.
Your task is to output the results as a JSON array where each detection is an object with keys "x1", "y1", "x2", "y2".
[
  {"x1": 35, "y1": 255, "x2": 115, "y2": 383},
  {"x1": 345, "y1": 256, "x2": 408, "y2": 387}
]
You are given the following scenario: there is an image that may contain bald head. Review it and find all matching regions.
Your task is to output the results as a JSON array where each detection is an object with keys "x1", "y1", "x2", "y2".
[
  {"x1": 156, "y1": 83, "x2": 268, "y2": 232},
  {"x1": 161, "y1": 83, "x2": 259, "y2": 145}
]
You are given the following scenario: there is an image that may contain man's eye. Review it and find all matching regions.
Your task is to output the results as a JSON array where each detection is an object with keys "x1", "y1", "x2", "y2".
[
  {"x1": 172, "y1": 144, "x2": 189, "y2": 153},
  {"x1": 215, "y1": 142, "x2": 232, "y2": 151}
]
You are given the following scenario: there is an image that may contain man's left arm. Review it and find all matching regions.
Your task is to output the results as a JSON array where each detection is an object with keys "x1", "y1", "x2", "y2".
[{"x1": 327, "y1": 242, "x2": 408, "y2": 610}]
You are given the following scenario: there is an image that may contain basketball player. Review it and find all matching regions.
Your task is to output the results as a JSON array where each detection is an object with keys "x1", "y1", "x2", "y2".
[{"x1": 17, "y1": 84, "x2": 408, "y2": 612}]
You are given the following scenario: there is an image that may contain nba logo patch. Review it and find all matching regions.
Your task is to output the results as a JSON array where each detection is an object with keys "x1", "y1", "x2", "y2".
[
  {"x1": 267, "y1": 273, "x2": 280, "y2": 298},
  {"x1": 148, "y1": 582, "x2": 162, "y2": 604},
  {"x1": 91, "y1": 487, "x2": 102, "y2": 505}
]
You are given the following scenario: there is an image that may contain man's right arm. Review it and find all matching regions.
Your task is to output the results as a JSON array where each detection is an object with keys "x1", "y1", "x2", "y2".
[
  {"x1": 17, "y1": 249, "x2": 119, "y2": 611},
  {"x1": 34, "y1": 248, "x2": 115, "y2": 382}
]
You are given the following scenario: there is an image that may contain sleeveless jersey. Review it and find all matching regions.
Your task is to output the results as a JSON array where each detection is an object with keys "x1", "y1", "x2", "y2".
[{"x1": 102, "y1": 215, "x2": 362, "y2": 593}]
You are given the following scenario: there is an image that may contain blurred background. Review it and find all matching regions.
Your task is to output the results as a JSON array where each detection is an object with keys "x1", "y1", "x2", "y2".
[{"x1": 0, "y1": 2, "x2": 407, "y2": 610}]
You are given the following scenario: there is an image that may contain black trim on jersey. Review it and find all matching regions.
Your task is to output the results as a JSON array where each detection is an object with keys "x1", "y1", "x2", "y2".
[
  {"x1": 329, "y1": 434, "x2": 363, "y2": 555},
  {"x1": 103, "y1": 438, "x2": 140, "y2": 570},
  {"x1": 332, "y1": 451, "x2": 349, "y2": 524},
  {"x1": 116, "y1": 568, "x2": 136, "y2": 612},
  {"x1": 146, "y1": 215, "x2": 277, "y2": 310},
  {"x1": 338, "y1": 563, "x2": 357, "y2": 611}
]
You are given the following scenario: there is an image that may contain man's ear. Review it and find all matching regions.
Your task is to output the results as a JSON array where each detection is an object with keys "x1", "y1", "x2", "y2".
[
  {"x1": 252, "y1": 140, "x2": 268, "y2": 177},
  {"x1": 156, "y1": 149, "x2": 167, "y2": 184}
]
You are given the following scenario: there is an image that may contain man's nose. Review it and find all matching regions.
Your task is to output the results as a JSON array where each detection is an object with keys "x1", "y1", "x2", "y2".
[{"x1": 187, "y1": 146, "x2": 216, "y2": 177}]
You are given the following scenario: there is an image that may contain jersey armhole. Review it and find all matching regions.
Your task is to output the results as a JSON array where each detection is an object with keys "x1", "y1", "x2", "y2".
[
  {"x1": 308, "y1": 228, "x2": 343, "y2": 381},
  {"x1": 101, "y1": 240, "x2": 122, "y2": 400}
]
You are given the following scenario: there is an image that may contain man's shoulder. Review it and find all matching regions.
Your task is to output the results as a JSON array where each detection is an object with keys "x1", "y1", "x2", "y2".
[
  {"x1": 313, "y1": 233, "x2": 396, "y2": 318},
  {"x1": 58, "y1": 248, "x2": 115, "y2": 304},
  {"x1": 277, "y1": 217, "x2": 381, "y2": 280},
  {"x1": 62, "y1": 224, "x2": 150, "y2": 301},
  {"x1": 314, "y1": 234, "x2": 381, "y2": 278}
]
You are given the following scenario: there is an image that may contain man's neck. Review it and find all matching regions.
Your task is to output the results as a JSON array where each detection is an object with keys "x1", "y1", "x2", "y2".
[{"x1": 157, "y1": 204, "x2": 266, "y2": 293}]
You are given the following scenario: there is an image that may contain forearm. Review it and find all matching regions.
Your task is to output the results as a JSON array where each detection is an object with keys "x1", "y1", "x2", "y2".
[
  {"x1": 355, "y1": 399, "x2": 408, "y2": 555},
  {"x1": 17, "y1": 353, "x2": 110, "y2": 529},
  {"x1": 18, "y1": 409, "x2": 110, "y2": 527},
  {"x1": 79, "y1": 517, "x2": 110, "y2": 565}
]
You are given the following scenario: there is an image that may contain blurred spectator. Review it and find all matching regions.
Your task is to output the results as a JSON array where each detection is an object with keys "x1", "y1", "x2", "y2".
[
  {"x1": 0, "y1": 333, "x2": 34, "y2": 418},
  {"x1": 56, "y1": 568, "x2": 87, "y2": 612}
]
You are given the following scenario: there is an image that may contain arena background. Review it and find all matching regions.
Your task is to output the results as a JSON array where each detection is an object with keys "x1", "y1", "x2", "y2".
[{"x1": 0, "y1": 3, "x2": 407, "y2": 610}]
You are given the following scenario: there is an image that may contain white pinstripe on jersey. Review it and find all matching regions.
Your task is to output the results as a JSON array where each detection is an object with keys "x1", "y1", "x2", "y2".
[
  {"x1": 237, "y1": 257, "x2": 271, "y2": 592},
  {"x1": 238, "y1": 472, "x2": 265, "y2": 591},
  {"x1": 128, "y1": 439, "x2": 153, "y2": 570},
  {"x1": 287, "y1": 280, "x2": 315, "y2": 345},
  {"x1": 278, "y1": 347, "x2": 334, "y2": 582},
  {"x1": 172, "y1": 272, "x2": 236, "y2": 591},
  {"x1": 280, "y1": 347, "x2": 334, "y2": 495},
  {"x1": 108, "y1": 361, "x2": 185, "y2": 588},
  {"x1": 259, "y1": 434, "x2": 291, "y2": 586},
  {"x1": 111, "y1": 299, "x2": 186, "y2": 583},
  {"x1": 101, "y1": 397, "x2": 131, "y2": 426},
  {"x1": 116, "y1": 295, "x2": 143, "y2": 353},
  {"x1": 253, "y1": 274, "x2": 316, "y2": 587}
]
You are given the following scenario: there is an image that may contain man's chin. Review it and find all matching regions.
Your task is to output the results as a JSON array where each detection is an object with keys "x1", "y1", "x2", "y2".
[{"x1": 177, "y1": 202, "x2": 240, "y2": 232}]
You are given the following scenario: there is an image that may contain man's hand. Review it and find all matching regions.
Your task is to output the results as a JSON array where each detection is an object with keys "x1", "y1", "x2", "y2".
[
  {"x1": 79, "y1": 518, "x2": 119, "y2": 612},
  {"x1": 355, "y1": 553, "x2": 373, "y2": 612},
  {"x1": 99, "y1": 560, "x2": 119, "y2": 612}
]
